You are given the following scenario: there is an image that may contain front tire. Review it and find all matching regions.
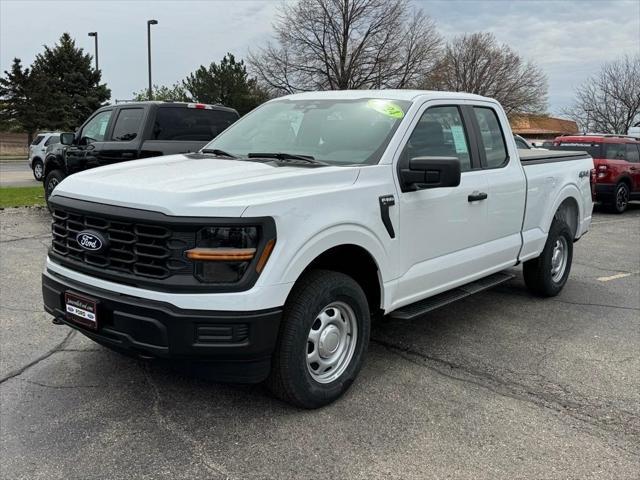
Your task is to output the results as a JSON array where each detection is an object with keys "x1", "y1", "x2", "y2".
[
  {"x1": 44, "y1": 169, "x2": 65, "y2": 202},
  {"x1": 32, "y1": 159, "x2": 44, "y2": 181},
  {"x1": 267, "y1": 270, "x2": 370, "y2": 409},
  {"x1": 523, "y1": 219, "x2": 573, "y2": 297}
]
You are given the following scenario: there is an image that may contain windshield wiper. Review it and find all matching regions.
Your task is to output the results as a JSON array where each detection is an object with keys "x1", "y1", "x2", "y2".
[
  {"x1": 247, "y1": 152, "x2": 328, "y2": 165},
  {"x1": 201, "y1": 148, "x2": 238, "y2": 159}
]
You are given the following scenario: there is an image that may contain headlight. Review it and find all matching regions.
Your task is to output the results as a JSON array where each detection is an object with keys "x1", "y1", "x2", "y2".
[{"x1": 185, "y1": 226, "x2": 275, "y2": 284}]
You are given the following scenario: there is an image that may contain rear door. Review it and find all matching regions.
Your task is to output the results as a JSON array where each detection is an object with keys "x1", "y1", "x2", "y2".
[
  {"x1": 393, "y1": 101, "x2": 490, "y2": 308},
  {"x1": 468, "y1": 104, "x2": 526, "y2": 267}
]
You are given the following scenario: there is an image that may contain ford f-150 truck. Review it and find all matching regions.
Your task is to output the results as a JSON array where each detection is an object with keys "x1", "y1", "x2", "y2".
[{"x1": 43, "y1": 90, "x2": 593, "y2": 408}]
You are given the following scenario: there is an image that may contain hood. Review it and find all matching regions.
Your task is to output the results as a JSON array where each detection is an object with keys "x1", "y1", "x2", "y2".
[{"x1": 52, "y1": 154, "x2": 360, "y2": 217}]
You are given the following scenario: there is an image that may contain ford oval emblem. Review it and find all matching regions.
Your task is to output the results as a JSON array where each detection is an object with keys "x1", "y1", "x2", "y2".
[{"x1": 76, "y1": 230, "x2": 108, "y2": 253}]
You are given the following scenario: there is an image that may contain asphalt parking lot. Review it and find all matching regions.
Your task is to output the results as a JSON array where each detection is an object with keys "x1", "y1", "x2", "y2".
[{"x1": 1, "y1": 205, "x2": 638, "y2": 480}]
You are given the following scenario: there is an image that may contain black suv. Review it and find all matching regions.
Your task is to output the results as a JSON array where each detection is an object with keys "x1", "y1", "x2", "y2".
[{"x1": 44, "y1": 101, "x2": 239, "y2": 200}]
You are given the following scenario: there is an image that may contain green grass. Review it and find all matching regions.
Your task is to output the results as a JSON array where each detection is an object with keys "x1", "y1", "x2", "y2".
[{"x1": 0, "y1": 186, "x2": 46, "y2": 208}]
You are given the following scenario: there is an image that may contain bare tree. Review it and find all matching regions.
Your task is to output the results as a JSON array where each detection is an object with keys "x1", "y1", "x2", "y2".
[
  {"x1": 248, "y1": 0, "x2": 442, "y2": 94},
  {"x1": 423, "y1": 32, "x2": 548, "y2": 116},
  {"x1": 564, "y1": 55, "x2": 640, "y2": 134}
]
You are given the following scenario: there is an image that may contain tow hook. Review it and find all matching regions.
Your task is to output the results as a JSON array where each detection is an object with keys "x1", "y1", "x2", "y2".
[{"x1": 52, "y1": 317, "x2": 64, "y2": 325}]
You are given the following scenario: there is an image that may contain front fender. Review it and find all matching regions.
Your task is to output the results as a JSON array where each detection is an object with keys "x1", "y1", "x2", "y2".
[{"x1": 278, "y1": 223, "x2": 390, "y2": 286}]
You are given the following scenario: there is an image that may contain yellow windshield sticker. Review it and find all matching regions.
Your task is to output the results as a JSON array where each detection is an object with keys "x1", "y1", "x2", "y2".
[{"x1": 367, "y1": 99, "x2": 404, "y2": 119}]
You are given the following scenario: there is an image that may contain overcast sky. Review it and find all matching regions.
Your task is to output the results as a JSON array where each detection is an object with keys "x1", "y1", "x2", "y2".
[{"x1": 1, "y1": 0, "x2": 639, "y2": 114}]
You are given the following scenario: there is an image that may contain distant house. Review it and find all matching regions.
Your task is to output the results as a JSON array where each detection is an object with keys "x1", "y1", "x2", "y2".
[{"x1": 510, "y1": 115, "x2": 578, "y2": 141}]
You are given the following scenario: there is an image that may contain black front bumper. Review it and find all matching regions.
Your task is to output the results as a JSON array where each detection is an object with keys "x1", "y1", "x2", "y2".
[{"x1": 42, "y1": 272, "x2": 282, "y2": 383}]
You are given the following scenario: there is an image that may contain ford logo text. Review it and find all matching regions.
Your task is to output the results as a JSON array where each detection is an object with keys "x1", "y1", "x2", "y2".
[{"x1": 76, "y1": 231, "x2": 108, "y2": 253}]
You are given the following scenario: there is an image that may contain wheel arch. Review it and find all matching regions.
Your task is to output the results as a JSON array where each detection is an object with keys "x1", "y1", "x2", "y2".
[
  {"x1": 544, "y1": 185, "x2": 583, "y2": 239},
  {"x1": 44, "y1": 155, "x2": 64, "y2": 178},
  {"x1": 279, "y1": 228, "x2": 388, "y2": 313}
]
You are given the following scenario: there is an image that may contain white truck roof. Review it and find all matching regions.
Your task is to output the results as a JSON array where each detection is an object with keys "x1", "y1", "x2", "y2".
[{"x1": 281, "y1": 89, "x2": 494, "y2": 103}]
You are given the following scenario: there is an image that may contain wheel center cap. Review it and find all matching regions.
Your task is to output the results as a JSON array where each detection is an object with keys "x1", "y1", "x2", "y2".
[{"x1": 319, "y1": 325, "x2": 341, "y2": 357}]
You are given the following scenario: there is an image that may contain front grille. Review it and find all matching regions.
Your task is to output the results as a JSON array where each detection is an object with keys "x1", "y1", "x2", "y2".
[{"x1": 51, "y1": 208, "x2": 192, "y2": 280}]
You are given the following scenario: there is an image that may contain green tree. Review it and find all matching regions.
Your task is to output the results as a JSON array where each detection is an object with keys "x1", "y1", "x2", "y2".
[
  {"x1": 132, "y1": 83, "x2": 189, "y2": 101},
  {"x1": 182, "y1": 53, "x2": 268, "y2": 115},
  {"x1": 30, "y1": 33, "x2": 110, "y2": 130},
  {"x1": 0, "y1": 58, "x2": 41, "y2": 142}
]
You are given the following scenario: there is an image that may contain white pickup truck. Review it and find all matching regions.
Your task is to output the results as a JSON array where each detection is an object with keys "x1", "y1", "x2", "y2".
[{"x1": 43, "y1": 90, "x2": 593, "y2": 408}]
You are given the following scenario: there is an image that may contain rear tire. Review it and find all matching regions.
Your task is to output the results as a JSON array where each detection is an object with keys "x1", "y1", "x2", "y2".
[
  {"x1": 523, "y1": 219, "x2": 573, "y2": 297},
  {"x1": 32, "y1": 159, "x2": 44, "y2": 181},
  {"x1": 607, "y1": 182, "x2": 630, "y2": 214},
  {"x1": 267, "y1": 270, "x2": 370, "y2": 409}
]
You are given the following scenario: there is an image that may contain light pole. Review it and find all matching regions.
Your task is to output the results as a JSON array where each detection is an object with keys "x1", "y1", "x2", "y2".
[
  {"x1": 147, "y1": 19, "x2": 158, "y2": 100},
  {"x1": 88, "y1": 32, "x2": 98, "y2": 71}
]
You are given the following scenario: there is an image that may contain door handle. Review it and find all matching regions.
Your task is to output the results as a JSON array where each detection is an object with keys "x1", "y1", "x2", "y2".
[
  {"x1": 468, "y1": 191, "x2": 488, "y2": 202},
  {"x1": 121, "y1": 152, "x2": 135, "y2": 158}
]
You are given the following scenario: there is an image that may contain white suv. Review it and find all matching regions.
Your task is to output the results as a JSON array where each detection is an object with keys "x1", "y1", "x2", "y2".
[{"x1": 28, "y1": 132, "x2": 60, "y2": 181}]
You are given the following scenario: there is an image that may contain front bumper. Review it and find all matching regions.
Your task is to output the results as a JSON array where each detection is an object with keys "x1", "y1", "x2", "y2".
[{"x1": 42, "y1": 272, "x2": 282, "y2": 383}]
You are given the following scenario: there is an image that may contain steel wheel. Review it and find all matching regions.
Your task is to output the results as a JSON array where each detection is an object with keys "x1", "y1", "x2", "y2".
[
  {"x1": 306, "y1": 301, "x2": 358, "y2": 384},
  {"x1": 550, "y1": 236, "x2": 568, "y2": 283}
]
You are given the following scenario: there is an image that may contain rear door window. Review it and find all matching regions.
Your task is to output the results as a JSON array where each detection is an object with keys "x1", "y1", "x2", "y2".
[
  {"x1": 111, "y1": 108, "x2": 144, "y2": 141},
  {"x1": 151, "y1": 108, "x2": 239, "y2": 141},
  {"x1": 31, "y1": 135, "x2": 45, "y2": 145},
  {"x1": 473, "y1": 107, "x2": 508, "y2": 168},
  {"x1": 404, "y1": 106, "x2": 472, "y2": 172},
  {"x1": 604, "y1": 143, "x2": 627, "y2": 160}
]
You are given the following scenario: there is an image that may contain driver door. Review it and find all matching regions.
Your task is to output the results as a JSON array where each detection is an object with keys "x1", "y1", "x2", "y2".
[
  {"x1": 65, "y1": 109, "x2": 114, "y2": 173},
  {"x1": 392, "y1": 102, "x2": 490, "y2": 309}
]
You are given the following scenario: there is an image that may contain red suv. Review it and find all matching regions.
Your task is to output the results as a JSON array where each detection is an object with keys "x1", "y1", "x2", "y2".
[{"x1": 551, "y1": 135, "x2": 640, "y2": 213}]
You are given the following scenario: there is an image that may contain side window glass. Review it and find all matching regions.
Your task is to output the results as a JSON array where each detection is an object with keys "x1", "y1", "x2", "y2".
[
  {"x1": 625, "y1": 144, "x2": 639, "y2": 163},
  {"x1": 81, "y1": 110, "x2": 112, "y2": 143},
  {"x1": 473, "y1": 107, "x2": 508, "y2": 168},
  {"x1": 152, "y1": 108, "x2": 238, "y2": 141},
  {"x1": 605, "y1": 144, "x2": 625, "y2": 160},
  {"x1": 515, "y1": 137, "x2": 528, "y2": 149},
  {"x1": 111, "y1": 108, "x2": 144, "y2": 141},
  {"x1": 45, "y1": 135, "x2": 59, "y2": 146},
  {"x1": 405, "y1": 106, "x2": 471, "y2": 172},
  {"x1": 31, "y1": 135, "x2": 45, "y2": 145}
]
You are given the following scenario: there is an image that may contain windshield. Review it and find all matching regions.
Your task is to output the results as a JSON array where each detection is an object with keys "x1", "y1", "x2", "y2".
[{"x1": 202, "y1": 98, "x2": 411, "y2": 166}]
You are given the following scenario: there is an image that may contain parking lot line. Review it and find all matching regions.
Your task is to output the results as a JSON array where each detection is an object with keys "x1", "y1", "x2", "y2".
[{"x1": 597, "y1": 272, "x2": 635, "y2": 282}]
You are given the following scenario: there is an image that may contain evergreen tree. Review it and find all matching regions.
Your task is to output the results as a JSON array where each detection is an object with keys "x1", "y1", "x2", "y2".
[
  {"x1": 0, "y1": 58, "x2": 41, "y2": 142},
  {"x1": 182, "y1": 53, "x2": 268, "y2": 115},
  {"x1": 30, "y1": 33, "x2": 110, "y2": 130}
]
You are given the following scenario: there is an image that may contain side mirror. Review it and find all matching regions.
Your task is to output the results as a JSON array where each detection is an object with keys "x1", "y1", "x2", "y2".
[
  {"x1": 400, "y1": 156, "x2": 461, "y2": 191},
  {"x1": 60, "y1": 132, "x2": 75, "y2": 145}
]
